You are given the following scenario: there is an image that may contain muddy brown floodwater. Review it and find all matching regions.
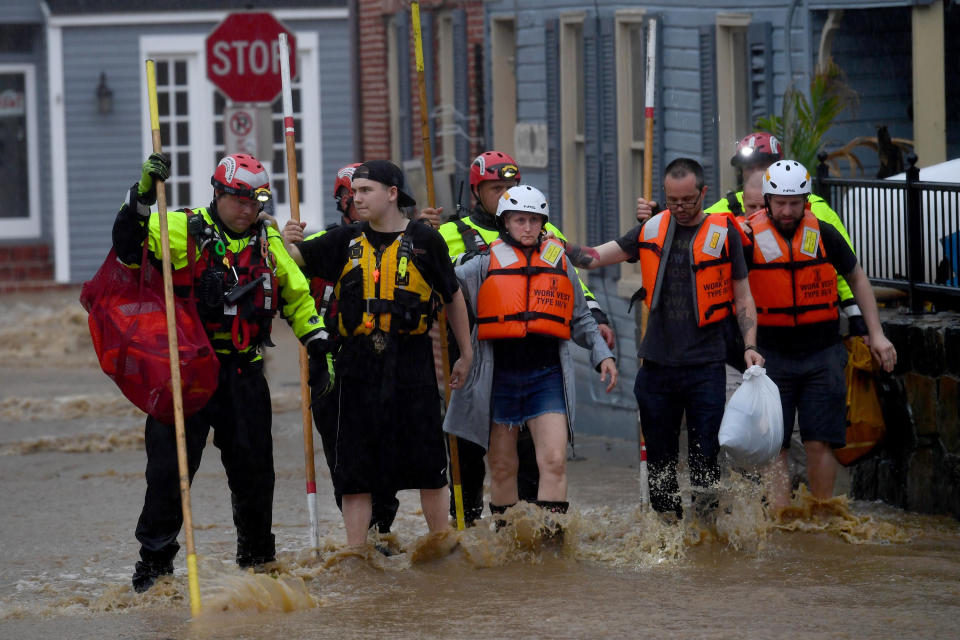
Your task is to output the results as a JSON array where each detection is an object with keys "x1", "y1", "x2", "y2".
[{"x1": 1, "y1": 290, "x2": 958, "y2": 639}]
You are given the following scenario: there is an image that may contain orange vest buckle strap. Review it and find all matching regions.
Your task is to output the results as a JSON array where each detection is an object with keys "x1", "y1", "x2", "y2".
[
  {"x1": 747, "y1": 210, "x2": 839, "y2": 326},
  {"x1": 637, "y1": 211, "x2": 735, "y2": 327},
  {"x1": 475, "y1": 238, "x2": 574, "y2": 340}
]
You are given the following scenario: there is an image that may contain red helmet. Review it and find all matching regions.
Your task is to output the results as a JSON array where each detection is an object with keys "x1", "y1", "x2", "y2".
[
  {"x1": 333, "y1": 162, "x2": 361, "y2": 204},
  {"x1": 211, "y1": 153, "x2": 270, "y2": 200},
  {"x1": 731, "y1": 132, "x2": 782, "y2": 168},
  {"x1": 469, "y1": 151, "x2": 521, "y2": 188}
]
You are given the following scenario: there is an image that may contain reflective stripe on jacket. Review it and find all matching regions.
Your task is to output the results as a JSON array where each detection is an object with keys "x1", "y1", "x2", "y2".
[
  {"x1": 475, "y1": 238, "x2": 574, "y2": 340},
  {"x1": 638, "y1": 211, "x2": 735, "y2": 327},
  {"x1": 747, "y1": 209, "x2": 839, "y2": 326}
]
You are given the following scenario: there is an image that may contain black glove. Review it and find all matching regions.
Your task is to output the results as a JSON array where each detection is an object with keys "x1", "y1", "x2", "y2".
[
  {"x1": 847, "y1": 314, "x2": 869, "y2": 337},
  {"x1": 137, "y1": 153, "x2": 171, "y2": 206},
  {"x1": 307, "y1": 337, "x2": 336, "y2": 398}
]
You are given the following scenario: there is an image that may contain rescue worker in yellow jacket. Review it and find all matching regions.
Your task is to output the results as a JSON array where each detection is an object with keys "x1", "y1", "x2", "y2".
[
  {"x1": 565, "y1": 158, "x2": 763, "y2": 520},
  {"x1": 284, "y1": 160, "x2": 473, "y2": 548},
  {"x1": 746, "y1": 160, "x2": 896, "y2": 510},
  {"x1": 434, "y1": 150, "x2": 615, "y2": 526},
  {"x1": 112, "y1": 153, "x2": 328, "y2": 592},
  {"x1": 443, "y1": 185, "x2": 616, "y2": 534}
]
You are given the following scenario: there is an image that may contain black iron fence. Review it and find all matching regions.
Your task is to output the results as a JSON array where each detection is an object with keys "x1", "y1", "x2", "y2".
[{"x1": 815, "y1": 153, "x2": 960, "y2": 313}]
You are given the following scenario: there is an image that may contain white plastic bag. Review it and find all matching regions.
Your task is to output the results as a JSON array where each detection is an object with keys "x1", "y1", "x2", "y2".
[{"x1": 718, "y1": 365, "x2": 784, "y2": 466}]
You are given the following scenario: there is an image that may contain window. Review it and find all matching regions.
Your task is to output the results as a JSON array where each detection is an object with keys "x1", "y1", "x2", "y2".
[
  {"x1": 715, "y1": 14, "x2": 752, "y2": 194},
  {"x1": 141, "y1": 34, "x2": 321, "y2": 228},
  {"x1": 153, "y1": 59, "x2": 193, "y2": 209},
  {"x1": 435, "y1": 10, "x2": 456, "y2": 208},
  {"x1": 490, "y1": 17, "x2": 517, "y2": 157},
  {"x1": 0, "y1": 64, "x2": 39, "y2": 238},
  {"x1": 614, "y1": 11, "x2": 646, "y2": 294},
  {"x1": 560, "y1": 14, "x2": 586, "y2": 244}
]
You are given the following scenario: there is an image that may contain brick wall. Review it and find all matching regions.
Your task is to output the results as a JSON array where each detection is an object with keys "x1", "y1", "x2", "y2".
[
  {"x1": 0, "y1": 244, "x2": 61, "y2": 293},
  {"x1": 357, "y1": 0, "x2": 487, "y2": 162}
]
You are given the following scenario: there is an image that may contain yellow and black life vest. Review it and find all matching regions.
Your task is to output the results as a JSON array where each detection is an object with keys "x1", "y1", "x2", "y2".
[
  {"x1": 334, "y1": 231, "x2": 435, "y2": 336},
  {"x1": 475, "y1": 238, "x2": 574, "y2": 340},
  {"x1": 747, "y1": 210, "x2": 839, "y2": 326},
  {"x1": 636, "y1": 211, "x2": 735, "y2": 327}
]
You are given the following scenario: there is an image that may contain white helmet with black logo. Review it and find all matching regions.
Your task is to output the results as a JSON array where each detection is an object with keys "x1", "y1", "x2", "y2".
[
  {"x1": 495, "y1": 184, "x2": 550, "y2": 221},
  {"x1": 762, "y1": 160, "x2": 811, "y2": 196}
]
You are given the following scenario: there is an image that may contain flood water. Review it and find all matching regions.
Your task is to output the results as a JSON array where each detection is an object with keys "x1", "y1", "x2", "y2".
[{"x1": 2, "y1": 290, "x2": 959, "y2": 639}]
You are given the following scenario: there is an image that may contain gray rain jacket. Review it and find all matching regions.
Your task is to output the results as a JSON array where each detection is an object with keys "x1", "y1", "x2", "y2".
[{"x1": 442, "y1": 249, "x2": 615, "y2": 450}]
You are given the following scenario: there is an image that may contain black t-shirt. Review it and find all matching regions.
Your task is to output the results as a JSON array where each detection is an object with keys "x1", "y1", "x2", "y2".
[
  {"x1": 748, "y1": 219, "x2": 858, "y2": 354},
  {"x1": 616, "y1": 217, "x2": 748, "y2": 365},
  {"x1": 296, "y1": 219, "x2": 460, "y2": 383}
]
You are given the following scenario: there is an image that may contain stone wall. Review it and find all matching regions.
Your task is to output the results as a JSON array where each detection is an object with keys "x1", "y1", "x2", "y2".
[{"x1": 850, "y1": 310, "x2": 960, "y2": 519}]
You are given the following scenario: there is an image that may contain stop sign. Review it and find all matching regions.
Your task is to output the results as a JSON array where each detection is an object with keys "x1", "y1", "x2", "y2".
[{"x1": 206, "y1": 12, "x2": 297, "y2": 103}]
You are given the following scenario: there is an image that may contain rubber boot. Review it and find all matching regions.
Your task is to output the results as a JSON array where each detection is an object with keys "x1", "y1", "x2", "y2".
[
  {"x1": 131, "y1": 547, "x2": 176, "y2": 593},
  {"x1": 535, "y1": 500, "x2": 569, "y2": 544},
  {"x1": 489, "y1": 502, "x2": 515, "y2": 532},
  {"x1": 236, "y1": 533, "x2": 276, "y2": 569}
]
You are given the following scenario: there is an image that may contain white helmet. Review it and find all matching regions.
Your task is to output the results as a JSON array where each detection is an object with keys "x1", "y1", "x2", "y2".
[
  {"x1": 495, "y1": 184, "x2": 550, "y2": 221},
  {"x1": 762, "y1": 160, "x2": 811, "y2": 196}
]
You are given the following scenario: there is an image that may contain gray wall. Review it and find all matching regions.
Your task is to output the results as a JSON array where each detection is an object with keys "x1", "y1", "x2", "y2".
[
  {"x1": 0, "y1": 9, "x2": 50, "y2": 247},
  {"x1": 60, "y1": 17, "x2": 352, "y2": 281}
]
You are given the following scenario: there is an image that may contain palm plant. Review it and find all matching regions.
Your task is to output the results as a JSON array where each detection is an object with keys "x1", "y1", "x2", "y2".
[{"x1": 755, "y1": 60, "x2": 859, "y2": 173}]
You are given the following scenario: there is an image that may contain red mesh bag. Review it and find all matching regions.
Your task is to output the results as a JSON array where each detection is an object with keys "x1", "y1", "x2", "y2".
[{"x1": 79, "y1": 241, "x2": 219, "y2": 423}]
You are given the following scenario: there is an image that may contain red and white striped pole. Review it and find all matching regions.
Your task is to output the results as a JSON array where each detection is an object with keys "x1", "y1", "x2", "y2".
[
  {"x1": 638, "y1": 18, "x2": 657, "y2": 510},
  {"x1": 278, "y1": 33, "x2": 320, "y2": 554}
]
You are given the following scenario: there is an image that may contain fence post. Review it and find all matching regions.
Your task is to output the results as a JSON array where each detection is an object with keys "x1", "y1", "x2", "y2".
[
  {"x1": 905, "y1": 153, "x2": 923, "y2": 314},
  {"x1": 815, "y1": 151, "x2": 830, "y2": 207}
]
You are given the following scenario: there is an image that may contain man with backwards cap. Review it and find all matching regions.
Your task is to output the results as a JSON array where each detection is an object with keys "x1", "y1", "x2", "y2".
[
  {"x1": 285, "y1": 160, "x2": 473, "y2": 547},
  {"x1": 283, "y1": 163, "x2": 401, "y2": 546}
]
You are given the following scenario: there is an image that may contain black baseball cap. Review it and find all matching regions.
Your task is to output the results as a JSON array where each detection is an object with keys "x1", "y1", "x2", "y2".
[{"x1": 352, "y1": 160, "x2": 417, "y2": 208}]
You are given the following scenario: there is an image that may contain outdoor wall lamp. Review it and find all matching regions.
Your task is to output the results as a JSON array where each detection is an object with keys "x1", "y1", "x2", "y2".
[{"x1": 96, "y1": 72, "x2": 113, "y2": 115}]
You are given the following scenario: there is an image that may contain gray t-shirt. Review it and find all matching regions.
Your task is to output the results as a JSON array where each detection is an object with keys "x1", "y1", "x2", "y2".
[{"x1": 617, "y1": 218, "x2": 747, "y2": 366}]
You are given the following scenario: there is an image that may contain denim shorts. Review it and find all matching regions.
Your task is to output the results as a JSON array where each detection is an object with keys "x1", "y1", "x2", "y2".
[{"x1": 492, "y1": 365, "x2": 566, "y2": 427}]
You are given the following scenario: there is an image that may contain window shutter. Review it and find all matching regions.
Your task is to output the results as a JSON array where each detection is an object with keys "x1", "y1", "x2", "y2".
[
  {"x1": 598, "y1": 16, "x2": 619, "y2": 246},
  {"x1": 545, "y1": 18, "x2": 562, "y2": 229},
  {"x1": 396, "y1": 11, "x2": 413, "y2": 160},
  {"x1": 747, "y1": 21, "x2": 773, "y2": 127},
  {"x1": 421, "y1": 10, "x2": 436, "y2": 160},
  {"x1": 699, "y1": 24, "x2": 720, "y2": 197},
  {"x1": 453, "y1": 9, "x2": 470, "y2": 196},
  {"x1": 583, "y1": 16, "x2": 601, "y2": 245}
]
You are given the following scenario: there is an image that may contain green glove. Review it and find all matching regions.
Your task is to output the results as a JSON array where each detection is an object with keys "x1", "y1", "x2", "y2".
[
  {"x1": 307, "y1": 339, "x2": 336, "y2": 398},
  {"x1": 137, "y1": 153, "x2": 171, "y2": 205}
]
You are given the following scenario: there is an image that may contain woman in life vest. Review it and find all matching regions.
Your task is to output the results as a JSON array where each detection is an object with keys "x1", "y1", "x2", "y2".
[{"x1": 443, "y1": 185, "x2": 617, "y2": 534}]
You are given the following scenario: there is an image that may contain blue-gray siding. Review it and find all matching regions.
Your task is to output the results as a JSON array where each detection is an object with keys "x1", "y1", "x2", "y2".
[{"x1": 61, "y1": 18, "x2": 352, "y2": 281}]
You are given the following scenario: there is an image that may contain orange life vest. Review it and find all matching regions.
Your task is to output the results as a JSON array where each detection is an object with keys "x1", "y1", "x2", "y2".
[
  {"x1": 476, "y1": 238, "x2": 574, "y2": 340},
  {"x1": 637, "y1": 211, "x2": 735, "y2": 327},
  {"x1": 747, "y1": 209, "x2": 839, "y2": 326}
]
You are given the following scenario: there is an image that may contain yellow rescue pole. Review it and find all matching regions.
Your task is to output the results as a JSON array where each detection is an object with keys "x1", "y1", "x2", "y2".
[
  {"x1": 411, "y1": 1, "x2": 465, "y2": 531},
  {"x1": 278, "y1": 33, "x2": 320, "y2": 555},
  {"x1": 145, "y1": 58, "x2": 201, "y2": 616}
]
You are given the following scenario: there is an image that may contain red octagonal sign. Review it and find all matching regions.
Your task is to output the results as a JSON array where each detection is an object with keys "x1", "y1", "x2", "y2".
[{"x1": 206, "y1": 12, "x2": 296, "y2": 104}]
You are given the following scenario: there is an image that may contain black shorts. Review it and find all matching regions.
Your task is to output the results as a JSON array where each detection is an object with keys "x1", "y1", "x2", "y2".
[
  {"x1": 330, "y1": 374, "x2": 448, "y2": 495},
  {"x1": 763, "y1": 342, "x2": 849, "y2": 448}
]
